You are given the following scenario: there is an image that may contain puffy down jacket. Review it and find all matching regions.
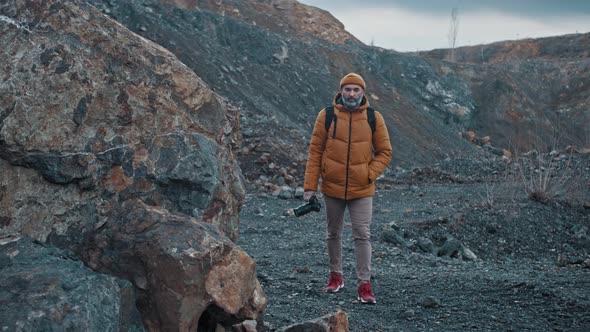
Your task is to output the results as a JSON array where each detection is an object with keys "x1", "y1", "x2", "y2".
[{"x1": 304, "y1": 94, "x2": 392, "y2": 200}]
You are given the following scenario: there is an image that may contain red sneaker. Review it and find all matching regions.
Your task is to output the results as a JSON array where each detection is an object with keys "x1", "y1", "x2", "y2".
[
  {"x1": 325, "y1": 272, "x2": 344, "y2": 293},
  {"x1": 357, "y1": 282, "x2": 376, "y2": 304}
]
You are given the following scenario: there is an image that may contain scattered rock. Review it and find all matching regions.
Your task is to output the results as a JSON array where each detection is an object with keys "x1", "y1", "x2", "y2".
[
  {"x1": 294, "y1": 187, "x2": 305, "y2": 198},
  {"x1": 382, "y1": 228, "x2": 411, "y2": 248},
  {"x1": 421, "y1": 296, "x2": 441, "y2": 308},
  {"x1": 278, "y1": 186, "x2": 294, "y2": 199},
  {"x1": 399, "y1": 309, "x2": 416, "y2": 319},
  {"x1": 294, "y1": 266, "x2": 311, "y2": 274},
  {"x1": 418, "y1": 237, "x2": 435, "y2": 253},
  {"x1": 462, "y1": 247, "x2": 478, "y2": 261},
  {"x1": 437, "y1": 237, "x2": 463, "y2": 258},
  {"x1": 232, "y1": 319, "x2": 259, "y2": 332},
  {"x1": 277, "y1": 310, "x2": 349, "y2": 332}
]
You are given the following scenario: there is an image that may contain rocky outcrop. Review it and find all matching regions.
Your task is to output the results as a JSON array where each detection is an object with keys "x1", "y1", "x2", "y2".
[
  {"x1": 0, "y1": 0, "x2": 265, "y2": 329},
  {"x1": 158, "y1": 0, "x2": 360, "y2": 45},
  {"x1": 0, "y1": 0, "x2": 243, "y2": 242},
  {"x1": 83, "y1": 199, "x2": 266, "y2": 330},
  {"x1": 418, "y1": 33, "x2": 590, "y2": 152},
  {"x1": 0, "y1": 237, "x2": 144, "y2": 332}
]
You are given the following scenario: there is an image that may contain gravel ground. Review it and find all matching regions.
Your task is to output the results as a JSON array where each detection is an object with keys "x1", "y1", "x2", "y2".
[{"x1": 237, "y1": 180, "x2": 590, "y2": 331}]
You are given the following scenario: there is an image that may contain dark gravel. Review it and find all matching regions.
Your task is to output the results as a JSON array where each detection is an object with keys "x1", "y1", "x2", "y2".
[{"x1": 238, "y1": 177, "x2": 590, "y2": 331}]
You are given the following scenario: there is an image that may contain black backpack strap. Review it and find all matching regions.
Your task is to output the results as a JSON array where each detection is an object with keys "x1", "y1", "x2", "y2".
[
  {"x1": 325, "y1": 106, "x2": 374, "y2": 137},
  {"x1": 324, "y1": 105, "x2": 337, "y2": 138},
  {"x1": 367, "y1": 107, "x2": 376, "y2": 133}
]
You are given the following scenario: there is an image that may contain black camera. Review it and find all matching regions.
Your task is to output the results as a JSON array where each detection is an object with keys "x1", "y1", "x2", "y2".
[{"x1": 293, "y1": 195, "x2": 322, "y2": 217}]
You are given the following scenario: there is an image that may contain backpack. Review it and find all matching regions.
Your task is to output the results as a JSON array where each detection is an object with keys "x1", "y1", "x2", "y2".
[{"x1": 324, "y1": 105, "x2": 376, "y2": 138}]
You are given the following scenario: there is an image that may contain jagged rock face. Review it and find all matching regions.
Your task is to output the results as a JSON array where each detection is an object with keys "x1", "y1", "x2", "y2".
[
  {"x1": 0, "y1": 0, "x2": 265, "y2": 329},
  {"x1": 0, "y1": 237, "x2": 144, "y2": 332},
  {"x1": 83, "y1": 200, "x2": 266, "y2": 330},
  {"x1": 0, "y1": 0, "x2": 244, "y2": 241},
  {"x1": 418, "y1": 34, "x2": 590, "y2": 151},
  {"x1": 423, "y1": 56, "x2": 590, "y2": 151},
  {"x1": 158, "y1": 0, "x2": 360, "y2": 45}
]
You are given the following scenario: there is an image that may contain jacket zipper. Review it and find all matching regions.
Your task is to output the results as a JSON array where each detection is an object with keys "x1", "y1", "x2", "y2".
[{"x1": 344, "y1": 112, "x2": 352, "y2": 200}]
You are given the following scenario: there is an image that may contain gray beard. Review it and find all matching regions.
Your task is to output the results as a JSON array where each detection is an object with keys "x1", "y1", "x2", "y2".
[{"x1": 343, "y1": 95, "x2": 362, "y2": 110}]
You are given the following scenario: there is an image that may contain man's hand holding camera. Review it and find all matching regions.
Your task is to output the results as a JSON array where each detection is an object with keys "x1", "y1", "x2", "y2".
[
  {"x1": 303, "y1": 190, "x2": 316, "y2": 201},
  {"x1": 292, "y1": 191, "x2": 321, "y2": 217}
]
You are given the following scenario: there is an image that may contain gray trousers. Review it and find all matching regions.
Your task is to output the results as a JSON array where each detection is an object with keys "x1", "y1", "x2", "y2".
[{"x1": 324, "y1": 195, "x2": 373, "y2": 284}]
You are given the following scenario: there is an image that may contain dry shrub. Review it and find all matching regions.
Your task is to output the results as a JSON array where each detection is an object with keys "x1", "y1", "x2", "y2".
[
  {"x1": 478, "y1": 159, "x2": 520, "y2": 209},
  {"x1": 515, "y1": 149, "x2": 580, "y2": 204}
]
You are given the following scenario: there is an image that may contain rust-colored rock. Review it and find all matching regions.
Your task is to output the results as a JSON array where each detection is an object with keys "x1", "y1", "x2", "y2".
[
  {"x1": 0, "y1": 0, "x2": 243, "y2": 242},
  {"x1": 0, "y1": 0, "x2": 263, "y2": 329},
  {"x1": 278, "y1": 310, "x2": 349, "y2": 332},
  {"x1": 83, "y1": 199, "x2": 266, "y2": 330},
  {"x1": 464, "y1": 131, "x2": 477, "y2": 142}
]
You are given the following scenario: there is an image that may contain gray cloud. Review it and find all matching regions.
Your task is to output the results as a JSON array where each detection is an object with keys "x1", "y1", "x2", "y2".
[
  {"x1": 299, "y1": 0, "x2": 590, "y2": 51},
  {"x1": 302, "y1": 0, "x2": 590, "y2": 18}
]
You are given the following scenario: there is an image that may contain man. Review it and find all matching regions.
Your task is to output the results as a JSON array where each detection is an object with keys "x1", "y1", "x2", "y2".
[{"x1": 303, "y1": 72, "x2": 392, "y2": 304}]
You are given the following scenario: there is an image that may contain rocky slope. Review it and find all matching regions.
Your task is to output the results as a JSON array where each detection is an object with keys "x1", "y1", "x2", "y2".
[
  {"x1": 0, "y1": 0, "x2": 264, "y2": 329},
  {"x1": 88, "y1": 0, "x2": 589, "y2": 191},
  {"x1": 88, "y1": 0, "x2": 488, "y2": 185},
  {"x1": 418, "y1": 32, "x2": 590, "y2": 64},
  {"x1": 159, "y1": 0, "x2": 361, "y2": 45},
  {"x1": 419, "y1": 33, "x2": 590, "y2": 151}
]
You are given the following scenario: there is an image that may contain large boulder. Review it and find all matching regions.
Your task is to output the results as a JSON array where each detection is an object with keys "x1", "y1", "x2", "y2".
[
  {"x1": 0, "y1": 237, "x2": 144, "y2": 332},
  {"x1": 82, "y1": 199, "x2": 266, "y2": 330},
  {"x1": 0, "y1": 0, "x2": 264, "y2": 329},
  {"x1": 0, "y1": 0, "x2": 244, "y2": 242}
]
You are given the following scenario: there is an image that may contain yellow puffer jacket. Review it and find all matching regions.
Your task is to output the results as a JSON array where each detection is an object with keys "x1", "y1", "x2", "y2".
[{"x1": 304, "y1": 94, "x2": 393, "y2": 200}]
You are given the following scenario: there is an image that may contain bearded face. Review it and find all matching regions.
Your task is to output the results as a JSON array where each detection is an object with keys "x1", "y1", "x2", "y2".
[
  {"x1": 341, "y1": 84, "x2": 364, "y2": 110},
  {"x1": 343, "y1": 94, "x2": 362, "y2": 109}
]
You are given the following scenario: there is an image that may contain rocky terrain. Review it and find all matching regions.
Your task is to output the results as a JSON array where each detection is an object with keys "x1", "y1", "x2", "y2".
[
  {"x1": 87, "y1": 0, "x2": 486, "y2": 180},
  {"x1": 238, "y1": 154, "x2": 590, "y2": 331},
  {"x1": 1, "y1": 0, "x2": 589, "y2": 330},
  {"x1": 88, "y1": 0, "x2": 590, "y2": 187}
]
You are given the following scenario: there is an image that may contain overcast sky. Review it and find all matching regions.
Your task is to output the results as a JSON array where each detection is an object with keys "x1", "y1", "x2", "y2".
[{"x1": 299, "y1": 0, "x2": 590, "y2": 51}]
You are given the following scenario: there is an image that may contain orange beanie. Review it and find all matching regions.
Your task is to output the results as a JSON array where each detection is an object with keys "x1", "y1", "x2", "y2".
[{"x1": 339, "y1": 72, "x2": 366, "y2": 90}]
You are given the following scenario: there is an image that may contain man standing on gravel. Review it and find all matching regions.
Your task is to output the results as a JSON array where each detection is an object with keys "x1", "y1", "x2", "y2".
[{"x1": 303, "y1": 72, "x2": 392, "y2": 304}]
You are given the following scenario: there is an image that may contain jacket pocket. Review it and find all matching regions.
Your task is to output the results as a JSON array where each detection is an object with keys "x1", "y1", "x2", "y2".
[{"x1": 364, "y1": 163, "x2": 371, "y2": 186}]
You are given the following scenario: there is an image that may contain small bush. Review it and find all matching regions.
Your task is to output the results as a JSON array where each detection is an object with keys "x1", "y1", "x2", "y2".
[{"x1": 515, "y1": 150, "x2": 575, "y2": 204}]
